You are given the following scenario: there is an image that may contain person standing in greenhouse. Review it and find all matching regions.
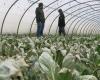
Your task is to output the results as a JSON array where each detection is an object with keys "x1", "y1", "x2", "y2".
[
  {"x1": 58, "y1": 9, "x2": 65, "y2": 36},
  {"x1": 35, "y1": 3, "x2": 45, "y2": 37}
]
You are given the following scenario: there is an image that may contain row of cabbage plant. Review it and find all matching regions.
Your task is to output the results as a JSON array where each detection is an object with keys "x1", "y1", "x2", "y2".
[{"x1": 0, "y1": 35, "x2": 100, "y2": 80}]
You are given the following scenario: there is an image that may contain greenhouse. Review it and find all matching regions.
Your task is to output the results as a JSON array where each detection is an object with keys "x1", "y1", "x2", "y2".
[{"x1": 0, "y1": 0, "x2": 100, "y2": 80}]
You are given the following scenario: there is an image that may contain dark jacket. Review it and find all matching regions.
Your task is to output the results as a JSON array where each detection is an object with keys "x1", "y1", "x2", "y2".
[
  {"x1": 35, "y1": 7, "x2": 45, "y2": 23},
  {"x1": 58, "y1": 13, "x2": 65, "y2": 27}
]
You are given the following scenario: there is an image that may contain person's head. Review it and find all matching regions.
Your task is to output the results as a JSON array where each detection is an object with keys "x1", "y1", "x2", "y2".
[
  {"x1": 58, "y1": 9, "x2": 63, "y2": 14},
  {"x1": 38, "y1": 3, "x2": 43, "y2": 9}
]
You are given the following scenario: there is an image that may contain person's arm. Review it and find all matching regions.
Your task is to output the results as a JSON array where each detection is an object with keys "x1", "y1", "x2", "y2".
[
  {"x1": 39, "y1": 10, "x2": 45, "y2": 23},
  {"x1": 61, "y1": 15, "x2": 65, "y2": 27},
  {"x1": 58, "y1": 17, "x2": 60, "y2": 27},
  {"x1": 63, "y1": 15, "x2": 65, "y2": 27},
  {"x1": 35, "y1": 8, "x2": 41, "y2": 22}
]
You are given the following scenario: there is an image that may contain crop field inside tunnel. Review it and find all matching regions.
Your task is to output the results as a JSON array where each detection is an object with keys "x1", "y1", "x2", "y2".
[
  {"x1": 0, "y1": 0, "x2": 100, "y2": 80},
  {"x1": 0, "y1": 0, "x2": 100, "y2": 35}
]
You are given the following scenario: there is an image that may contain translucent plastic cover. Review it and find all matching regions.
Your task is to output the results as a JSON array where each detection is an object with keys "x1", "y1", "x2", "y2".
[{"x1": 0, "y1": 0, "x2": 100, "y2": 35}]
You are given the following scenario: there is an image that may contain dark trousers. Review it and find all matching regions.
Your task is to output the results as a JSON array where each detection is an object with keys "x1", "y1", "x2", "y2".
[
  {"x1": 59, "y1": 27, "x2": 65, "y2": 36},
  {"x1": 37, "y1": 22, "x2": 44, "y2": 37}
]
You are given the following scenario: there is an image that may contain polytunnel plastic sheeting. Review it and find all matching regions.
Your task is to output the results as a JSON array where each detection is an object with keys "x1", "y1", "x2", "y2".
[
  {"x1": 65, "y1": 9, "x2": 100, "y2": 35},
  {"x1": 74, "y1": 15, "x2": 100, "y2": 34},
  {"x1": 50, "y1": 1, "x2": 100, "y2": 34},
  {"x1": 50, "y1": 3, "x2": 100, "y2": 34},
  {"x1": 78, "y1": 18, "x2": 100, "y2": 34},
  {"x1": 0, "y1": 0, "x2": 100, "y2": 35}
]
